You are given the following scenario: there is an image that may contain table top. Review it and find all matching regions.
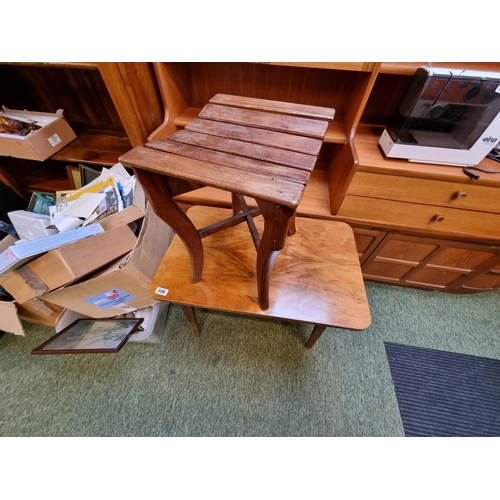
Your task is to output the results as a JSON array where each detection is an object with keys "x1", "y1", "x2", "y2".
[
  {"x1": 150, "y1": 206, "x2": 371, "y2": 330},
  {"x1": 120, "y1": 94, "x2": 335, "y2": 209}
]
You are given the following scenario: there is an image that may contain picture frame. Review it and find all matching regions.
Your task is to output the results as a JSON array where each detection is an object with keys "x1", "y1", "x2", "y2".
[
  {"x1": 79, "y1": 164, "x2": 101, "y2": 187},
  {"x1": 66, "y1": 165, "x2": 82, "y2": 190},
  {"x1": 31, "y1": 318, "x2": 144, "y2": 355}
]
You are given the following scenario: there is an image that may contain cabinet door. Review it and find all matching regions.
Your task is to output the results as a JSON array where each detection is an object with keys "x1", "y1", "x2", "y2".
[
  {"x1": 351, "y1": 227, "x2": 386, "y2": 265},
  {"x1": 459, "y1": 256, "x2": 500, "y2": 292},
  {"x1": 361, "y1": 233, "x2": 500, "y2": 291}
]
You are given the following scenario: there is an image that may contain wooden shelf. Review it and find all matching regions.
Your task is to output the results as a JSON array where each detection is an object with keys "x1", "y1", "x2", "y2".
[
  {"x1": 50, "y1": 132, "x2": 132, "y2": 166},
  {"x1": 175, "y1": 169, "x2": 333, "y2": 220},
  {"x1": 0, "y1": 62, "x2": 99, "y2": 70},
  {"x1": 23, "y1": 163, "x2": 73, "y2": 193},
  {"x1": 354, "y1": 124, "x2": 500, "y2": 186},
  {"x1": 260, "y1": 62, "x2": 378, "y2": 72},
  {"x1": 380, "y1": 62, "x2": 500, "y2": 75},
  {"x1": 174, "y1": 107, "x2": 347, "y2": 144}
]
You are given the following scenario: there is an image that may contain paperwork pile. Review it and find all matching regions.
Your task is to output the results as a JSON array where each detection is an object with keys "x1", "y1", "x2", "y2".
[{"x1": 0, "y1": 162, "x2": 175, "y2": 338}]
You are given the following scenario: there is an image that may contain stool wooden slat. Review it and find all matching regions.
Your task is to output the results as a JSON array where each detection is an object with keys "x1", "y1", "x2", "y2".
[
  {"x1": 209, "y1": 94, "x2": 336, "y2": 122},
  {"x1": 119, "y1": 94, "x2": 335, "y2": 310},
  {"x1": 199, "y1": 104, "x2": 330, "y2": 138},
  {"x1": 146, "y1": 140, "x2": 311, "y2": 185},
  {"x1": 167, "y1": 130, "x2": 317, "y2": 171},
  {"x1": 121, "y1": 146, "x2": 305, "y2": 207},
  {"x1": 185, "y1": 118, "x2": 323, "y2": 156}
]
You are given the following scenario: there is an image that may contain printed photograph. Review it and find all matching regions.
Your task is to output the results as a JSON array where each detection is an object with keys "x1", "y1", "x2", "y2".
[{"x1": 31, "y1": 318, "x2": 144, "y2": 355}]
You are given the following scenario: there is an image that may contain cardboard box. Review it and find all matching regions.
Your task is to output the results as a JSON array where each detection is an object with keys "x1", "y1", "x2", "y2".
[
  {"x1": 0, "y1": 224, "x2": 138, "y2": 304},
  {"x1": 40, "y1": 205, "x2": 175, "y2": 318},
  {"x1": 0, "y1": 297, "x2": 88, "y2": 336},
  {"x1": 96, "y1": 172, "x2": 146, "y2": 231},
  {"x1": 0, "y1": 108, "x2": 76, "y2": 161},
  {"x1": 0, "y1": 223, "x2": 105, "y2": 276}
]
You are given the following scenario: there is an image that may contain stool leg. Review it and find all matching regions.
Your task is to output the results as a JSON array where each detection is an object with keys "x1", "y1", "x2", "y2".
[
  {"x1": 288, "y1": 211, "x2": 297, "y2": 236},
  {"x1": 255, "y1": 200, "x2": 295, "y2": 310},
  {"x1": 231, "y1": 192, "x2": 244, "y2": 215},
  {"x1": 133, "y1": 170, "x2": 204, "y2": 282}
]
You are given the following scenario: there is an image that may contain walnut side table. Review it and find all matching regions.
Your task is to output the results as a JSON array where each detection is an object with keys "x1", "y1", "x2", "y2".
[{"x1": 150, "y1": 206, "x2": 371, "y2": 348}]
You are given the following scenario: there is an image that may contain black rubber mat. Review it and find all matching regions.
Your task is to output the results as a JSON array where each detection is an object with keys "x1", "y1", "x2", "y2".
[{"x1": 385, "y1": 342, "x2": 500, "y2": 437}]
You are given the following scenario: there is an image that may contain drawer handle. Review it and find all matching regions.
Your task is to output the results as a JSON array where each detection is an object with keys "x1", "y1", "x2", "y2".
[
  {"x1": 432, "y1": 215, "x2": 445, "y2": 222},
  {"x1": 452, "y1": 191, "x2": 467, "y2": 200}
]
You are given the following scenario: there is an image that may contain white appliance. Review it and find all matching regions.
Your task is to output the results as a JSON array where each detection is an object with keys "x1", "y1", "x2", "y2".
[{"x1": 379, "y1": 66, "x2": 500, "y2": 167}]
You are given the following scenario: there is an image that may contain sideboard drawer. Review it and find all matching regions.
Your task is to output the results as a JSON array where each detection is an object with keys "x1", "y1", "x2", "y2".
[
  {"x1": 347, "y1": 171, "x2": 500, "y2": 214},
  {"x1": 338, "y1": 196, "x2": 500, "y2": 238}
]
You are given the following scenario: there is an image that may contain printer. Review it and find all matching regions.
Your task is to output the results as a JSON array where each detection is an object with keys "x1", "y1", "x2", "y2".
[{"x1": 379, "y1": 66, "x2": 500, "y2": 167}]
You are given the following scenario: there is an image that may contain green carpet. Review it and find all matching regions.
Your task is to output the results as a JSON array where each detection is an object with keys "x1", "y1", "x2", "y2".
[{"x1": 1, "y1": 282, "x2": 499, "y2": 437}]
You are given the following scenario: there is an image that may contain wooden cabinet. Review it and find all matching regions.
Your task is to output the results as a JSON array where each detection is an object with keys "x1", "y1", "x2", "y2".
[
  {"x1": 149, "y1": 61, "x2": 500, "y2": 296},
  {"x1": 352, "y1": 226, "x2": 387, "y2": 265},
  {"x1": 331, "y1": 62, "x2": 500, "y2": 294},
  {"x1": 3, "y1": 61, "x2": 499, "y2": 295},
  {"x1": 357, "y1": 232, "x2": 500, "y2": 292},
  {"x1": 0, "y1": 62, "x2": 163, "y2": 200}
]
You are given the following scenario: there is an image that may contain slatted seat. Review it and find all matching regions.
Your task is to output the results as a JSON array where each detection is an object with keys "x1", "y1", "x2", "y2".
[{"x1": 119, "y1": 94, "x2": 335, "y2": 310}]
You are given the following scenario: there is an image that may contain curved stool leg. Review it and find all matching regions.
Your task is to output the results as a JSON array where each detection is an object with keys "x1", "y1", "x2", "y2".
[
  {"x1": 256, "y1": 200, "x2": 295, "y2": 310},
  {"x1": 288, "y1": 211, "x2": 297, "y2": 236},
  {"x1": 134, "y1": 169, "x2": 204, "y2": 282}
]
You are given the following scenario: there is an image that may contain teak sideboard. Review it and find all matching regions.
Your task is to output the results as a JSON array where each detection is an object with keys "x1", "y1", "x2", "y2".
[{"x1": 2, "y1": 61, "x2": 500, "y2": 294}]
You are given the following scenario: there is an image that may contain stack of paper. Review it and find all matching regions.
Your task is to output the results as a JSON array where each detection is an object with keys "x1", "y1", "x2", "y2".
[{"x1": 49, "y1": 163, "x2": 137, "y2": 233}]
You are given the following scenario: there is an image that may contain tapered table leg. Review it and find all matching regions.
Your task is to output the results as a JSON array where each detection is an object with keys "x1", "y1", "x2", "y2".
[
  {"x1": 180, "y1": 305, "x2": 201, "y2": 337},
  {"x1": 306, "y1": 325, "x2": 327, "y2": 348}
]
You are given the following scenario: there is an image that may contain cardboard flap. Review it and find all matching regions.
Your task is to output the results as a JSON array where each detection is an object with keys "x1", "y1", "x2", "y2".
[
  {"x1": 0, "y1": 301, "x2": 25, "y2": 336},
  {"x1": 54, "y1": 224, "x2": 137, "y2": 278},
  {"x1": 129, "y1": 206, "x2": 175, "y2": 280}
]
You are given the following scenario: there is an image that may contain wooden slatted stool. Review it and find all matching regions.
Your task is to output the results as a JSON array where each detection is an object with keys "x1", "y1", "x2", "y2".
[{"x1": 120, "y1": 94, "x2": 335, "y2": 310}]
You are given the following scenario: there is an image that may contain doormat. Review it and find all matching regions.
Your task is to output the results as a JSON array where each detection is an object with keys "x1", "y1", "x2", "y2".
[{"x1": 384, "y1": 342, "x2": 500, "y2": 437}]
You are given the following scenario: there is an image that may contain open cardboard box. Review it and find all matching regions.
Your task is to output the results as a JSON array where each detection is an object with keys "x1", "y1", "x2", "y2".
[
  {"x1": 0, "y1": 170, "x2": 148, "y2": 304},
  {"x1": 0, "y1": 235, "x2": 82, "y2": 335},
  {"x1": 0, "y1": 296, "x2": 89, "y2": 336},
  {"x1": 0, "y1": 173, "x2": 162, "y2": 334},
  {"x1": 40, "y1": 204, "x2": 175, "y2": 318},
  {"x1": 0, "y1": 224, "x2": 138, "y2": 304},
  {"x1": 0, "y1": 108, "x2": 76, "y2": 161}
]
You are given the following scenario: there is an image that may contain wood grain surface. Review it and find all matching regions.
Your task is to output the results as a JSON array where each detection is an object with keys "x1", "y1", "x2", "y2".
[
  {"x1": 150, "y1": 206, "x2": 371, "y2": 330},
  {"x1": 185, "y1": 118, "x2": 323, "y2": 156},
  {"x1": 209, "y1": 93, "x2": 336, "y2": 121},
  {"x1": 199, "y1": 103, "x2": 329, "y2": 138},
  {"x1": 120, "y1": 146, "x2": 306, "y2": 208}
]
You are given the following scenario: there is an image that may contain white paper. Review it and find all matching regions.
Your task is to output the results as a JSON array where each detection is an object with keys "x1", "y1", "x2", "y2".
[{"x1": 63, "y1": 192, "x2": 106, "y2": 219}]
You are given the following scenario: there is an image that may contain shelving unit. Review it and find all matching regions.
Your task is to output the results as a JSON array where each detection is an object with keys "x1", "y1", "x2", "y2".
[
  {"x1": 152, "y1": 61, "x2": 500, "y2": 294},
  {"x1": 337, "y1": 62, "x2": 500, "y2": 293},
  {"x1": 3, "y1": 61, "x2": 500, "y2": 295},
  {"x1": 149, "y1": 61, "x2": 380, "y2": 218},
  {"x1": 0, "y1": 62, "x2": 163, "y2": 200}
]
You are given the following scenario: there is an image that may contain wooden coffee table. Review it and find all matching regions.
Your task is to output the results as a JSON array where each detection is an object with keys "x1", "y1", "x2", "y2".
[
  {"x1": 120, "y1": 94, "x2": 334, "y2": 310},
  {"x1": 150, "y1": 206, "x2": 371, "y2": 348}
]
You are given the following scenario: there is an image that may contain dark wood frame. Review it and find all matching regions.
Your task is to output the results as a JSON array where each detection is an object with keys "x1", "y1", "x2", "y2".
[{"x1": 31, "y1": 318, "x2": 143, "y2": 355}]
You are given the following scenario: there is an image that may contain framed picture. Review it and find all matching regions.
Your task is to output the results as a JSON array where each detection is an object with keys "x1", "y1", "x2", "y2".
[
  {"x1": 66, "y1": 165, "x2": 82, "y2": 190},
  {"x1": 79, "y1": 164, "x2": 101, "y2": 187},
  {"x1": 31, "y1": 318, "x2": 144, "y2": 355}
]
